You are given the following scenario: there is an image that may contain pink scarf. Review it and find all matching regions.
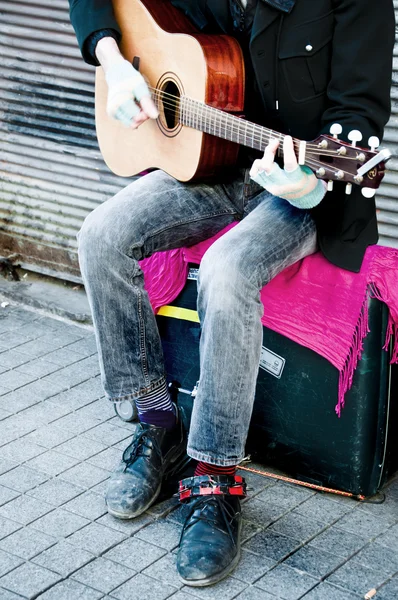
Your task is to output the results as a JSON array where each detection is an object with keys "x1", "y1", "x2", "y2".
[{"x1": 140, "y1": 224, "x2": 398, "y2": 416}]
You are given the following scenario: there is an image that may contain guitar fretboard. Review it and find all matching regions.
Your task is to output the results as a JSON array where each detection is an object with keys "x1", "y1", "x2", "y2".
[{"x1": 180, "y1": 96, "x2": 286, "y2": 152}]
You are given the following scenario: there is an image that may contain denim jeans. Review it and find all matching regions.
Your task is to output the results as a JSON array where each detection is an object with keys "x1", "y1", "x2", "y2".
[{"x1": 78, "y1": 168, "x2": 317, "y2": 465}]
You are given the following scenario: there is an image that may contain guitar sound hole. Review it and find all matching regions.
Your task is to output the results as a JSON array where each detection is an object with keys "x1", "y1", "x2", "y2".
[{"x1": 160, "y1": 81, "x2": 180, "y2": 130}]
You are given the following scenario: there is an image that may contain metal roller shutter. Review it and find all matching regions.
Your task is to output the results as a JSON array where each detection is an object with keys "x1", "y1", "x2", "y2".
[
  {"x1": 0, "y1": 1, "x2": 397, "y2": 283},
  {"x1": 376, "y1": 2, "x2": 398, "y2": 248},
  {"x1": 0, "y1": 0, "x2": 127, "y2": 282}
]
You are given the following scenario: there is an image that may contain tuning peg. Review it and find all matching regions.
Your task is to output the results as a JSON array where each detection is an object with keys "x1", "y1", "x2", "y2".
[
  {"x1": 348, "y1": 130, "x2": 363, "y2": 147},
  {"x1": 361, "y1": 187, "x2": 376, "y2": 198},
  {"x1": 345, "y1": 183, "x2": 352, "y2": 195},
  {"x1": 327, "y1": 181, "x2": 334, "y2": 192},
  {"x1": 368, "y1": 136, "x2": 380, "y2": 152},
  {"x1": 330, "y1": 123, "x2": 343, "y2": 139}
]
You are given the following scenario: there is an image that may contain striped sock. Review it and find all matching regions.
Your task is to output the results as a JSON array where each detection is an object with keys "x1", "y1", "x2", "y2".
[
  {"x1": 194, "y1": 461, "x2": 237, "y2": 477},
  {"x1": 135, "y1": 381, "x2": 176, "y2": 430}
]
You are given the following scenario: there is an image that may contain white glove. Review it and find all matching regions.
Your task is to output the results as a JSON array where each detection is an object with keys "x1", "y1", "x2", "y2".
[
  {"x1": 250, "y1": 136, "x2": 327, "y2": 209},
  {"x1": 105, "y1": 59, "x2": 158, "y2": 127}
]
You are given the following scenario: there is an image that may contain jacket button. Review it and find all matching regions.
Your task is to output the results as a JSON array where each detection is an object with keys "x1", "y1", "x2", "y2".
[{"x1": 305, "y1": 44, "x2": 313, "y2": 52}]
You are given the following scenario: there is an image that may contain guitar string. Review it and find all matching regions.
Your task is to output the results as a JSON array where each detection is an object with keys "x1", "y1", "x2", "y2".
[
  {"x1": 151, "y1": 92, "x2": 364, "y2": 161},
  {"x1": 150, "y1": 95, "x2": 363, "y2": 180},
  {"x1": 150, "y1": 88, "x2": 370, "y2": 156},
  {"x1": 149, "y1": 98, "x2": 361, "y2": 180}
]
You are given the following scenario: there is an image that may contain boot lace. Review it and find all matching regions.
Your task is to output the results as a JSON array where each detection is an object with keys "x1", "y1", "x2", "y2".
[
  {"x1": 122, "y1": 429, "x2": 162, "y2": 471},
  {"x1": 180, "y1": 495, "x2": 238, "y2": 546}
]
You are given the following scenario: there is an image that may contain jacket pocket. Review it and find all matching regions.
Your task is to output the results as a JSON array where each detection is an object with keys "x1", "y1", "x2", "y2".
[{"x1": 279, "y1": 12, "x2": 334, "y2": 103}]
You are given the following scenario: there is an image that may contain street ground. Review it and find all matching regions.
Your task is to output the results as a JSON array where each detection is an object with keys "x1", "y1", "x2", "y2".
[{"x1": 0, "y1": 303, "x2": 397, "y2": 599}]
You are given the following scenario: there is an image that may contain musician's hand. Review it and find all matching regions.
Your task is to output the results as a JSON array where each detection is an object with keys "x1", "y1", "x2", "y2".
[
  {"x1": 250, "y1": 136, "x2": 326, "y2": 209},
  {"x1": 105, "y1": 59, "x2": 159, "y2": 129}
]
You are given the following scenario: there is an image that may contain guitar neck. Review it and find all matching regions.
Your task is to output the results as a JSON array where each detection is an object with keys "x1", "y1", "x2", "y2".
[{"x1": 180, "y1": 96, "x2": 289, "y2": 154}]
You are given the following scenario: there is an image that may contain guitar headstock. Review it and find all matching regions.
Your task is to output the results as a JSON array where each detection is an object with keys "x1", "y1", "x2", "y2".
[{"x1": 307, "y1": 125, "x2": 391, "y2": 196}]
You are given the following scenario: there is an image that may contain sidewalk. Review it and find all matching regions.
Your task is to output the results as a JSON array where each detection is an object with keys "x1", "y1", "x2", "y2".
[{"x1": 0, "y1": 302, "x2": 397, "y2": 600}]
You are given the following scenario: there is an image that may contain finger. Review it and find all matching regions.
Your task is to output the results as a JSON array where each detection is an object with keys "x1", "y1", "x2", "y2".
[
  {"x1": 140, "y1": 95, "x2": 159, "y2": 119},
  {"x1": 258, "y1": 138, "x2": 279, "y2": 174},
  {"x1": 283, "y1": 135, "x2": 298, "y2": 172},
  {"x1": 114, "y1": 98, "x2": 141, "y2": 125},
  {"x1": 131, "y1": 110, "x2": 149, "y2": 129}
]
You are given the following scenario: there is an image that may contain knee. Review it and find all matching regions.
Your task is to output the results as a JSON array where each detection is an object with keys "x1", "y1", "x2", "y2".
[{"x1": 198, "y1": 246, "x2": 245, "y2": 306}]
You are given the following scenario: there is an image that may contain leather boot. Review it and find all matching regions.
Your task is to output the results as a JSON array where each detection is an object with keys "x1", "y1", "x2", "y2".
[
  {"x1": 176, "y1": 474, "x2": 247, "y2": 586},
  {"x1": 106, "y1": 406, "x2": 186, "y2": 519}
]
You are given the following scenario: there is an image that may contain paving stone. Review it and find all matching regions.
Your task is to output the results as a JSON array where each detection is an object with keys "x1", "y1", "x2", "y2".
[
  {"x1": 60, "y1": 462, "x2": 109, "y2": 490},
  {"x1": 87, "y1": 447, "x2": 121, "y2": 472},
  {"x1": 243, "y1": 530, "x2": 300, "y2": 561},
  {"x1": 234, "y1": 587, "x2": 276, "y2": 600},
  {"x1": 0, "y1": 390, "x2": 39, "y2": 413},
  {"x1": 301, "y1": 582, "x2": 359, "y2": 599},
  {"x1": 351, "y1": 542, "x2": 398, "y2": 575},
  {"x1": 31, "y1": 508, "x2": 89, "y2": 538},
  {"x1": 0, "y1": 466, "x2": 48, "y2": 492},
  {"x1": 376, "y1": 576, "x2": 398, "y2": 600},
  {"x1": 72, "y1": 557, "x2": 135, "y2": 593},
  {"x1": 32, "y1": 540, "x2": 95, "y2": 576},
  {"x1": 53, "y1": 412, "x2": 102, "y2": 435},
  {"x1": 0, "y1": 369, "x2": 38, "y2": 390},
  {"x1": 327, "y1": 560, "x2": 387, "y2": 595},
  {"x1": 255, "y1": 564, "x2": 319, "y2": 599},
  {"x1": 357, "y1": 493, "x2": 398, "y2": 524},
  {"x1": 64, "y1": 491, "x2": 107, "y2": 521},
  {"x1": 376, "y1": 522, "x2": 398, "y2": 550},
  {"x1": 111, "y1": 572, "x2": 178, "y2": 600},
  {"x1": 241, "y1": 518, "x2": 263, "y2": 543},
  {"x1": 0, "y1": 562, "x2": 61, "y2": 599},
  {"x1": 96, "y1": 512, "x2": 152, "y2": 535},
  {"x1": 0, "y1": 588, "x2": 25, "y2": 599},
  {"x1": 66, "y1": 337, "x2": 98, "y2": 357},
  {"x1": 43, "y1": 347, "x2": 86, "y2": 367},
  {"x1": 255, "y1": 482, "x2": 314, "y2": 512},
  {"x1": 26, "y1": 450, "x2": 80, "y2": 477},
  {"x1": 0, "y1": 494, "x2": 54, "y2": 525},
  {"x1": 143, "y1": 553, "x2": 184, "y2": 589},
  {"x1": 268, "y1": 512, "x2": 326, "y2": 543},
  {"x1": 179, "y1": 575, "x2": 247, "y2": 600},
  {"x1": 27, "y1": 477, "x2": 85, "y2": 507},
  {"x1": 293, "y1": 494, "x2": 354, "y2": 524},
  {"x1": 0, "y1": 486, "x2": 20, "y2": 508},
  {"x1": 76, "y1": 399, "x2": 115, "y2": 422},
  {"x1": 0, "y1": 549, "x2": 24, "y2": 577},
  {"x1": 0, "y1": 516, "x2": 21, "y2": 539},
  {"x1": 242, "y1": 497, "x2": 287, "y2": 525},
  {"x1": 104, "y1": 537, "x2": 166, "y2": 570},
  {"x1": 55, "y1": 436, "x2": 108, "y2": 460},
  {"x1": 16, "y1": 358, "x2": 60, "y2": 378},
  {"x1": 13, "y1": 336, "x2": 63, "y2": 358},
  {"x1": 24, "y1": 423, "x2": 76, "y2": 448},
  {"x1": 230, "y1": 550, "x2": 276, "y2": 584},
  {"x1": 0, "y1": 331, "x2": 31, "y2": 350},
  {"x1": 336, "y1": 507, "x2": 394, "y2": 539},
  {"x1": 135, "y1": 520, "x2": 182, "y2": 551},
  {"x1": 146, "y1": 495, "x2": 179, "y2": 519},
  {"x1": 84, "y1": 422, "x2": 131, "y2": 446},
  {"x1": 0, "y1": 408, "x2": 12, "y2": 420},
  {"x1": 68, "y1": 522, "x2": 127, "y2": 555},
  {"x1": 34, "y1": 578, "x2": 103, "y2": 599},
  {"x1": 19, "y1": 401, "x2": 71, "y2": 425},
  {"x1": 0, "y1": 460, "x2": 18, "y2": 476},
  {"x1": 0, "y1": 414, "x2": 38, "y2": 445},
  {"x1": 309, "y1": 526, "x2": 367, "y2": 558},
  {"x1": 0, "y1": 439, "x2": 45, "y2": 464},
  {"x1": 0, "y1": 526, "x2": 56, "y2": 559},
  {"x1": 285, "y1": 546, "x2": 344, "y2": 578}
]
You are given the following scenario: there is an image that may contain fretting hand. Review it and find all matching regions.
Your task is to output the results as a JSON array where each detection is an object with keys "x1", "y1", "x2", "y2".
[{"x1": 250, "y1": 136, "x2": 326, "y2": 209}]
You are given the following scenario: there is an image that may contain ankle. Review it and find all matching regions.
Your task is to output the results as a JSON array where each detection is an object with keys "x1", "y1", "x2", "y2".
[{"x1": 194, "y1": 461, "x2": 237, "y2": 477}]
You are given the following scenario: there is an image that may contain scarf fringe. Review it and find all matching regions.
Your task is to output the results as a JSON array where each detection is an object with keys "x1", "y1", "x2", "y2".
[{"x1": 337, "y1": 282, "x2": 398, "y2": 417}]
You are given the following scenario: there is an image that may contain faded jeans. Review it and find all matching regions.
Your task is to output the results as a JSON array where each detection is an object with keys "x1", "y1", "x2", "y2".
[{"x1": 78, "y1": 168, "x2": 317, "y2": 466}]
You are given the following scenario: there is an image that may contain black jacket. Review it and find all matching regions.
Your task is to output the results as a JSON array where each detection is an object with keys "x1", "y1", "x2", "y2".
[{"x1": 68, "y1": 0, "x2": 395, "y2": 272}]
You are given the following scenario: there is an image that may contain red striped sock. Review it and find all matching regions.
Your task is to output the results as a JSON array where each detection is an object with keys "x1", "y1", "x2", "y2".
[{"x1": 194, "y1": 461, "x2": 236, "y2": 477}]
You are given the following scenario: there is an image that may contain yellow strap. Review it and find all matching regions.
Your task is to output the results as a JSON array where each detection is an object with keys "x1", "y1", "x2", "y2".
[{"x1": 157, "y1": 305, "x2": 200, "y2": 323}]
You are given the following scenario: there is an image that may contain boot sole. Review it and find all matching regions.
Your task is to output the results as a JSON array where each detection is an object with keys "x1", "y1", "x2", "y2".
[{"x1": 178, "y1": 516, "x2": 242, "y2": 587}]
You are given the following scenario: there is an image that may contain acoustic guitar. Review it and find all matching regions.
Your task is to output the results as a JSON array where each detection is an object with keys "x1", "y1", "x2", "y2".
[{"x1": 95, "y1": 0, "x2": 390, "y2": 196}]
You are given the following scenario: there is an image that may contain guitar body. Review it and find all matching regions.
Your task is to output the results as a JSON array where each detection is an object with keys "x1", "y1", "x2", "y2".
[{"x1": 95, "y1": 0, "x2": 245, "y2": 180}]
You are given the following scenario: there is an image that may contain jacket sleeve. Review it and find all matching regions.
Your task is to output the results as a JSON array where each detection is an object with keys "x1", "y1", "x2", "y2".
[
  {"x1": 320, "y1": 0, "x2": 395, "y2": 143},
  {"x1": 68, "y1": 0, "x2": 122, "y2": 65}
]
